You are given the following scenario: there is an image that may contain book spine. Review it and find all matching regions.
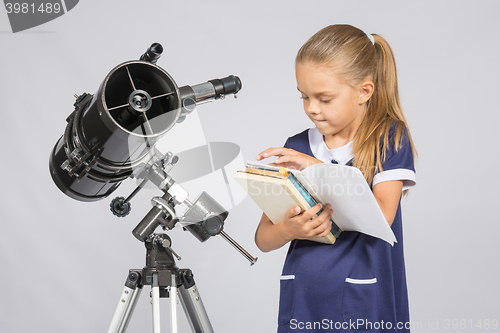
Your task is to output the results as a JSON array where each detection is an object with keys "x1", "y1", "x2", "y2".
[{"x1": 287, "y1": 173, "x2": 342, "y2": 238}]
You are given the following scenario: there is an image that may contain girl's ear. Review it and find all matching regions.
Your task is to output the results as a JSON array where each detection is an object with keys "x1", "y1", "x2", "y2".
[{"x1": 358, "y1": 80, "x2": 374, "y2": 105}]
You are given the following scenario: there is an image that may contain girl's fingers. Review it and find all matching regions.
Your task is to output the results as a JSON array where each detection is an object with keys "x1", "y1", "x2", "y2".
[
  {"x1": 283, "y1": 203, "x2": 333, "y2": 240},
  {"x1": 306, "y1": 205, "x2": 333, "y2": 229},
  {"x1": 302, "y1": 203, "x2": 324, "y2": 220},
  {"x1": 310, "y1": 212, "x2": 333, "y2": 236},
  {"x1": 274, "y1": 152, "x2": 322, "y2": 170},
  {"x1": 255, "y1": 148, "x2": 277, "y2": 160},
  {"x1": 256, "y1": 147, "x2": 290, "y2": 160},
  {"x1": 273, "y1": 154, "x2": 292, "y2": 165},
  {"x1": 314, "y1": 221, "x2": 333, "y2": 238},
  {"x1": 285, "y1": 205, "x2": 302, "y2": 219}
]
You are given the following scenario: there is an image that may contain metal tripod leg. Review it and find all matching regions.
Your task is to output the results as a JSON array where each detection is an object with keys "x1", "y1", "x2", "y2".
[
  {"x1": 178, "y1": 271, "x2": 214, "y2": 333},
  {"x1": 151, "y1": 271, "x2": 180, "y2": 333},
  {"x1": 170, "y1": 272, "x2": 179, "y2": 333},
  {"x1": 106, "y1": 268, "x2": 214, "y2": 333},
  {"x1": 107, "y1": 272, "x2": 143, "y2": 333}
]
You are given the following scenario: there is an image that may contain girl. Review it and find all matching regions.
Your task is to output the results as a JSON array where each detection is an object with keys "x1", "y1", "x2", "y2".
[{"x1": 255, "y1": 25, "x2": 416, "y2": 332}]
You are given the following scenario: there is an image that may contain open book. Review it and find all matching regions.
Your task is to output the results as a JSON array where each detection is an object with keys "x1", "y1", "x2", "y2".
[{"x1": 233, "y1": 162, "x2": 396, "y2": 245}]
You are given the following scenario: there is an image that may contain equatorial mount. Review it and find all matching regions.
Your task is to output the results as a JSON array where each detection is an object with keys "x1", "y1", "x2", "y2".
[{"x1": 110, "y1": 148, "x2": 258, "y2": 266}]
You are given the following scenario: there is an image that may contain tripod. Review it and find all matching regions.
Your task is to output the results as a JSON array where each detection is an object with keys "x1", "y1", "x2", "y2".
[
  {"x1": 107, "y1": 233, "x2": 214, "y2": 333},
  {"x1": 105, "y1": 150, "x2": 257, "y2": 333}
]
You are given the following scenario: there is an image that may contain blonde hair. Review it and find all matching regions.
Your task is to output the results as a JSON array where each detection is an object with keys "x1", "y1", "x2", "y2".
[{"x1": 296, "y1": 24, "x2": 416, "y2": 188}]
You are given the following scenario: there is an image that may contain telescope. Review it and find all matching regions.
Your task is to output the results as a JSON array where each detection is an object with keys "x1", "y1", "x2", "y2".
[
  {"x1": 50, "y1": 43, "x2": 241, "y2": 202},
  {"x1": 49, "y1": 43, "x2": 256, "y2": 333}
]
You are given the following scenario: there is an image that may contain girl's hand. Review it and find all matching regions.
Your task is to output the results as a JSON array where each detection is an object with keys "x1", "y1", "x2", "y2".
[
  {"x1": 281, "y1": 203, "x2": 333, "y2": 241},
  {"x1": 256, "y1": 147, "x2": 323, "y2": 171}
]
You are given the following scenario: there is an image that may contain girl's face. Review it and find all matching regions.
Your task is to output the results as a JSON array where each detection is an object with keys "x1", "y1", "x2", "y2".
[{"x1": 295, "y1": 63, "x2": 372, "y2": 147}]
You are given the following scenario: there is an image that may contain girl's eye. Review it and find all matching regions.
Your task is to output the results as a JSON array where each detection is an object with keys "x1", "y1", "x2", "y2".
[
  {"x1": 320, "y1": 99, "x2": 332, "y2": 103},
  {"x1": 300, "y1": 96, "x2": 309, "y2": 100}
]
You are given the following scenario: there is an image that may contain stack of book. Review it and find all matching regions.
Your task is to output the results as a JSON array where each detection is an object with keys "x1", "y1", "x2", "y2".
[{"x1": 233, "y1": 162, "x2": 396, "y2": 245}]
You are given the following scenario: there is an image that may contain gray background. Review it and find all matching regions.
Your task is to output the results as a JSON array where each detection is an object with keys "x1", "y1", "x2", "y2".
[{"x1": 1, "y1": 0, "x2": 499, "y2": 332}]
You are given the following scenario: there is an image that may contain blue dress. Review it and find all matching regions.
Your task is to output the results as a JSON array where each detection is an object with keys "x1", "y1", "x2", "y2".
[{"x1": 277, "y1": 125, "x2": 416, "y2": 332}]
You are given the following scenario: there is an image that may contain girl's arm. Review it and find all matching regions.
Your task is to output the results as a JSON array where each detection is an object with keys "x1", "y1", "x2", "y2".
[
  {"x1": 255, "y1": 204, "x2": 332, "y2": 252},
  {"x1": 372, "y1": 180, "x2": 404, "y2": 226},
  {"x1": 254, "y1": 214, "x2": 290, "y2": 252}
]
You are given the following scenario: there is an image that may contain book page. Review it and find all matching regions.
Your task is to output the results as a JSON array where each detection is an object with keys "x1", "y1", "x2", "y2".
[{"x1": 299, "y1": 163, "x2": 396, "y2": 245}]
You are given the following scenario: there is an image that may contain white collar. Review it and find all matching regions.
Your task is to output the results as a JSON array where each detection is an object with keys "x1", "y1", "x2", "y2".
[{"x1": 308, "y1": 127, "x2": 355, "y2": 165}]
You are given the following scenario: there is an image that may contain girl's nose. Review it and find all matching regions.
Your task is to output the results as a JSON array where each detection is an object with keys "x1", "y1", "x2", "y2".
[{"x1": 306, "y1": 100, "x2": 320, "y2": 114}]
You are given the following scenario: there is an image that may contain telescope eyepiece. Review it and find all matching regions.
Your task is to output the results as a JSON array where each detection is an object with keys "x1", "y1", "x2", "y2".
[
  {"x1": 140, "y1": 43, "x2": 163, "y2": 64},
  {"x1": 209, "y1": 75, "x2": 242, "y2": 99},
  {"x1": 221, "y1": 75, "x2": 242, "y2": 95}
]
